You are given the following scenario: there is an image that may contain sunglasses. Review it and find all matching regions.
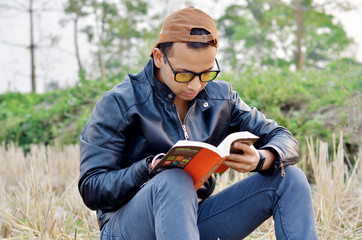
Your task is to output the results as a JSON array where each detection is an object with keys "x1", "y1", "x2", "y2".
[{"x1": 160, "y1": 49, "x2": 221, "y2": 83}]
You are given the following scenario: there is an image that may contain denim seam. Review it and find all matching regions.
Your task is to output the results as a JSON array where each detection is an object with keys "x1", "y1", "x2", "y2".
[
  {"x1": 198, "y1": 187, "x2": 280, "y2": 224},
  {"x1": 154, "y1": 183, "x2": 167, "y2": 240},
  {"x1": 276, "y1": 192, "x2": 292, "y2": 240}
]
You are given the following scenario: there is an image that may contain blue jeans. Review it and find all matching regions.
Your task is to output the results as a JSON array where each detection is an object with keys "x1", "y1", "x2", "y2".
[{"x1": 100, "y1": 166, "x2": 317, "y2": 240}]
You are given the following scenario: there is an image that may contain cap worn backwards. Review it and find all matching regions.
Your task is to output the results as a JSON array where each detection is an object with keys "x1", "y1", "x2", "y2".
[{"x1": 151, "y1": 6, "x2": 218, "y2": 55}]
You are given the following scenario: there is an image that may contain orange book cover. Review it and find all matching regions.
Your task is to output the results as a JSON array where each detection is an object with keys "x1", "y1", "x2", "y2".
[
  {"x1": 149, "y1": 131, "x2": 259, "y2": 190},
  {"x1": 183, "y1": 148, "x2": 227, "y2": 190}
]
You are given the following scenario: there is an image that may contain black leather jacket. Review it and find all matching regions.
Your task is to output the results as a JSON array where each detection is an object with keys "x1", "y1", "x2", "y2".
[{"x1": 79, "y1": 59, "x2": 300, "y2": 228}]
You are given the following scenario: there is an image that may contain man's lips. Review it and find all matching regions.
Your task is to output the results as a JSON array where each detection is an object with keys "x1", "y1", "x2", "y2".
[{"x1": 183, "y1": 92, "x2": 198, "y2": 98}]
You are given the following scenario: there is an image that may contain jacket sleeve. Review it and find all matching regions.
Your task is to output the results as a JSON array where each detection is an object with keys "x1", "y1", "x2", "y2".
[
  {"x1": 78, "y1": 92, "x2": 151, "y2": 211},
  {"x1": 230, "y1": 90, "x2": 300, "y2": 172}
]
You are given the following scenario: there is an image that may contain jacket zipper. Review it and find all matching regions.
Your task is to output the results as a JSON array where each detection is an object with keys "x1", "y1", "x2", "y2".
[
  {"x1": 182, "y1": 125, "x2": 189, "y2": 140},
  {"x1": 176, "y1": 102, "x2": 196, "y2": 141},
  {"x1": 280, "y1": 161, "x2": 286, "y2": 177}
]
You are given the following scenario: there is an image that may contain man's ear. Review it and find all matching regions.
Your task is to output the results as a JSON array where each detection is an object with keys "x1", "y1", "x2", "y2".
[{"x1": 152, "y1": 48, "x2": 163, "y2": 68}]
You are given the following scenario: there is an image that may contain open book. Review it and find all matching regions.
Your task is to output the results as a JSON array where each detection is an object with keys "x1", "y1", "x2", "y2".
[{"x1": 149, "y1": 131, "x2": 259, "y2": 190}]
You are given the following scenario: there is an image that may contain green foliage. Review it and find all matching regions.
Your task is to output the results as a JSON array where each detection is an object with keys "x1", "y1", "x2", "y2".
[
  {"x1": 64, "y1": 0, "x2": 88, "y2": 17},
  {"x1": 60, "y1": 0, "x2": 357, "y2": 83},
  {"x1": 221, "y1": 62, "x2": 361, "y2": 147},
  {"x1": 70, "y1": 0, "x2": 159, "y2": 75},
  {"x1": 0, "y1": 74, "x2": 124, "y2": 152},
  {"x1": 303, "y1": 10, "x2": 352, "y2": 68},
  {"x1": 1, "y1": 63, "x2": 360, "y2": 156},
  {"x1": 217, "y1": 0, "x2": 352, "y2": 71}
]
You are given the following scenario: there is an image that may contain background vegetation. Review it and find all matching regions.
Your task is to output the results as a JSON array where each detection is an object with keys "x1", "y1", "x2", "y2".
[
  {"x1": 0, "y1": 0, "x2": 361, "y2": 239},
  {"x1": 0, "y1": 60, "x2": 360, "y2": 160}
]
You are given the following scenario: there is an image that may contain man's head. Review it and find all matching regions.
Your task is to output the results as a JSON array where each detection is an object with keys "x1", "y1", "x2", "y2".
[
  {"x1": 152, "y1": 6, "x2": 218, "y2": 56},
  {"x1": 152, "y1": 7, "x2": 220, "y2": 103}
]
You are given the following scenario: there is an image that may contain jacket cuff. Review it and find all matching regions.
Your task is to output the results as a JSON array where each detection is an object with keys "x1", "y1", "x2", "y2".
[
  {"x1": 258, "y1": 146, "x2": 282, "y2": 175},
  {"x1": 144, "y1": 155, "x2": 154, "y2": 171},
  {"x1": 133, "y1": 157, "x2": 153, "y2": 184}
]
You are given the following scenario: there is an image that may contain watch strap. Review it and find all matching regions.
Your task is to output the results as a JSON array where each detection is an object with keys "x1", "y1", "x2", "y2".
[{"x1": 252, "y1": 151, "x2": 266, "y2": 172}]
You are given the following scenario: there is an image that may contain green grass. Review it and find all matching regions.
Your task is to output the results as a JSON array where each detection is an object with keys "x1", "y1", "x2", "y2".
[{"x1": 1, "y1": 63, "x2": 360, "y2": 157}]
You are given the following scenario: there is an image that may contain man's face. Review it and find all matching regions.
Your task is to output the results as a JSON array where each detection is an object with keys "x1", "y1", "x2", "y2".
[{"x1": 154, "y1": 42, "x2": 217, "y2": 102}]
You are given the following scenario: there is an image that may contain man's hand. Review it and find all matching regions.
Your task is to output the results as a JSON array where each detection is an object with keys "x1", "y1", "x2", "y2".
[
  {"x1": 148, "y1": 156, "x2": 163, "y2": 171},
  {"x1": 223, "y1": 142, "x2": 276, "y2": 173}
]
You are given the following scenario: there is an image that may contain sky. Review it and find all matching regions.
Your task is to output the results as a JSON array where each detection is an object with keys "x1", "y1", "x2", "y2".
[{"x1": 0, "y1": 0, "x2": 361, "y2": 94}]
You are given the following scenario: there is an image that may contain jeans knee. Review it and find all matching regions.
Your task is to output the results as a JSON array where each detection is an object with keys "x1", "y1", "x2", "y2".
[
  {"x1": 152, "y1": 168, "x2": 196, "y2": 197},
  {"x1": 284, "y1": 166, "x2": 311, "y2": 194},
  {"x1": 157, "y1": 168, "x2": 193, "y2": 183}
]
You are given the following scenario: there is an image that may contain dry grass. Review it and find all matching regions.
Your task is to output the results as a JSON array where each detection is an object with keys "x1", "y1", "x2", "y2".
[
  {"x1": 0, "y1": 134, "x2": 361, "y2": 239},
  {"x1": 306, "y1": 134, "x2": 361, "y2": 239},
  {"x1": 0, "y1": 143, "x2": 99, "y2": 239}
]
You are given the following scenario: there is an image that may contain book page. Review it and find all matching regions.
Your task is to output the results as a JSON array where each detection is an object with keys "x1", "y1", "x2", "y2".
[
  {"x1": 217, "y1": 131, "x2": 259, "y2": 157},
  {"x1": 173, "y1": 140, "x2": 223, "y2": 156}
]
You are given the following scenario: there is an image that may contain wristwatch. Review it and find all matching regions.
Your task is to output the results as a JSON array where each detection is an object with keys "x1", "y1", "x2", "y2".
[{"x1": 252, "y1": 151, "x2": 266, "y2": 172}]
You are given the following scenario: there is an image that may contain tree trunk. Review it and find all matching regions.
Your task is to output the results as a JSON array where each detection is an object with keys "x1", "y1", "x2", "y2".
[
  {"x1": 94, "y1": 5, "x2": 106, "y2": 81},
  {"x1": 74, "y1": 16, "x2": 83, "y2": 72},
  {"x1": 296, "y1": 0, "x2": 304, "y2": 70},
  {"x1": 29, "y1": 0, "x2": 36, "y2": 92}
]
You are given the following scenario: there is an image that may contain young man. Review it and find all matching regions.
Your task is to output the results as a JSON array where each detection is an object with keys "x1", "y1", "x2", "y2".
[{"x1": 79, "y1": 6, "x2": 317, "y2": 239}]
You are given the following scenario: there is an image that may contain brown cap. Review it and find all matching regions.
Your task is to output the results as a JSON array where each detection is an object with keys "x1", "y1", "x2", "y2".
[{"x1": 152, "y1": 7, "x2": 218, "y2": 55}]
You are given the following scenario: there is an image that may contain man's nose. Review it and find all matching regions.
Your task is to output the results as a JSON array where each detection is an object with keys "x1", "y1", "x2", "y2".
[{"x1": 187, "y1": 75, "x2": 202, "y2": 90}]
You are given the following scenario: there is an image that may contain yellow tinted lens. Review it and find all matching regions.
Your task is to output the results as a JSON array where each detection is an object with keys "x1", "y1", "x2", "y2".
[
  {"x1": 175, "y1": 72, "x2": 194, "y2": 82},
  {"x1": 201, "y1": 71, "x2": 217, "y2": 82}
]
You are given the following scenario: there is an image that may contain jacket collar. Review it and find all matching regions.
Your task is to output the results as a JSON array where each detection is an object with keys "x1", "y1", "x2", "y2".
[{"x1": 144, "y1": 58, "x2": 213, "y2": 110}]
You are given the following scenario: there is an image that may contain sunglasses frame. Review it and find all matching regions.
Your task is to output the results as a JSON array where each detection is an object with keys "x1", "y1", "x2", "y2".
[{"x1": 160, "y1": 49, "x2": 221, "y2": 83}]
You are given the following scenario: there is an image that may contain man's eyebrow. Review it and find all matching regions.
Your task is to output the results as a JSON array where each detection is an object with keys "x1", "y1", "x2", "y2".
[{"x1": 178, "y1": 65, "x2": 214, "y2": 73}]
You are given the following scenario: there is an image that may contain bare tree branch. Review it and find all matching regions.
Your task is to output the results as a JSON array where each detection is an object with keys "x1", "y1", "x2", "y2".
[
  {"x1": 295, "y1": 0, "x2": 304, "y2": 70},
  {"x1": 313, "y1": 0, "x2": 355, "y2": 12},
  {"x1": 12, "y1": 0, "x2": 29, "y2": 9},
  {"x1": 0, "y1": 4, "x2": 26, "y2": 12},
  {"x1": 0, "y1": 39, "x2": 27, "y2": 48},
  {"x1": 29, "y1": 0, "x2": 36, "y2": 93},
  {"x1": 0, "y1": 1, "x2": 59, "y2": 13},
  {"x1": 33, "y1": 7, "x2": 60, "y2": 12}
]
